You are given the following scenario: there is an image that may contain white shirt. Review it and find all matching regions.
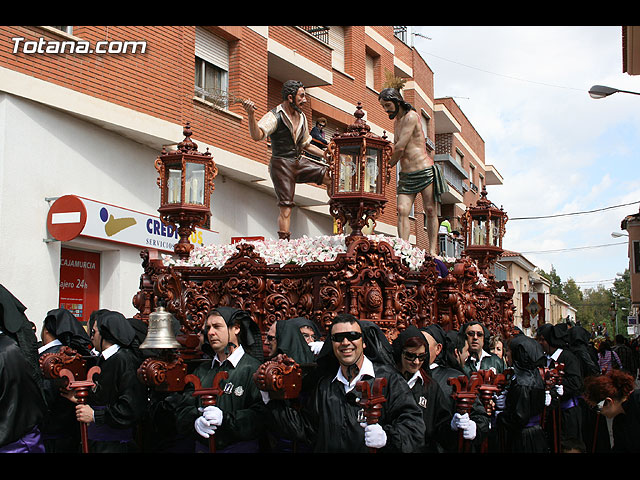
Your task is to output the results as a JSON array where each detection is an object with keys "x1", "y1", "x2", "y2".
[
  {"x1": 469, "y1": 348, "x2": 492, "y2": 371},
  {"x1": 333, "y1": 355, "x2": 376, "y2": 394},
  {"x1": 101, "y1": 343, "x2": 120, "y2": 360},
  {"x1": 405, "y1": 369, "x2": 424, "y2": 390},
  {"x1": 257, "y1": 104, "x2": 312, "y2": 149},
  {"x1": 547, "y1": 348, "x2": 562, "y2": 367},
  {"x1": 38, "y1": 338, "x2": 63, "y2": 354},
  {"x1": 212, "y1": 344, "x2": 245, "y2": 369}
]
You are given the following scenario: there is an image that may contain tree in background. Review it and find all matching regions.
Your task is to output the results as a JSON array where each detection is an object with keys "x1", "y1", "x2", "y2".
[{"x1": 537, "y1": 267, "x2": 631, "y2": 338}]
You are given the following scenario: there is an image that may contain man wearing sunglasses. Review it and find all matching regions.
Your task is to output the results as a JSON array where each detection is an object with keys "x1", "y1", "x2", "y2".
[
  {"x1": 264, "y1": 313, "x2": 425, "y2": 452},
  {"x1": 460, "y1": 321, "x2": 504, "y2": 376}
]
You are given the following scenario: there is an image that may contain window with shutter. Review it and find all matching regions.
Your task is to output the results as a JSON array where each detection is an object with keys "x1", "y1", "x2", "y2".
[
  {"x1": 194, "y1": 27, "x2": 229, "y2": 107},
  {"x1": 329, "y1": 26, "x2": 345, "y2": 72}
]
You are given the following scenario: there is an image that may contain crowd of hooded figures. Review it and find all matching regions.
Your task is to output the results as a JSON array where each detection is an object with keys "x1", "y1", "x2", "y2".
[{"x1": 2, "y1": 282, "x2": 639, "y2": 454}]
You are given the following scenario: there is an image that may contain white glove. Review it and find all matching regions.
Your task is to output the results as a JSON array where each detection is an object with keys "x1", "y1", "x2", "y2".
[
  {"x1": 494, "y1": 392, "x2": 507, "y2": 410},
  {"x1": 194, "y1": 415, "x2": 216, "y2": 438},
  {"x1": 200, "y1": 405, "x2": 224, "y2": 426},
  {"x1": 450, "y1": 412, "x2": 470, "y2": 431},
  {"x1": 462, "y1": 419, "x2": 477, "y2": 440},
  {"x1": 363, "y1": 423, "x2": 387, "y2": 449},
  {"x1": 545, "y1": 391, "x2": 552, "y2": 406},
  {"x1": 309, "y1": 341, "x2": 324, "y2": 355},
  {"x1": 555, "y1": 384, "x2": 564, "y2": 397}
]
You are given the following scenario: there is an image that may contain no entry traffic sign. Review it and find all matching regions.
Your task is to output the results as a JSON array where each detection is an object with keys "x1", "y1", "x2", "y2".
[{"x1": 47, "y1": 195, "x2": 88, "y2": 241}]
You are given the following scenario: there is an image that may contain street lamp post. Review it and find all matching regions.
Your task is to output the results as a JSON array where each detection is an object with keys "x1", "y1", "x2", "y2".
[{"x1": 588, "y1": 85, "x2": 640, "y2": 99}]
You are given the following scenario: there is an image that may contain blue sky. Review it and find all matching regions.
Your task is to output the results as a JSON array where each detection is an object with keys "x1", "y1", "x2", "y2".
[{"x1": 411, "y1": 25, "x2": 640, "y2": 290}]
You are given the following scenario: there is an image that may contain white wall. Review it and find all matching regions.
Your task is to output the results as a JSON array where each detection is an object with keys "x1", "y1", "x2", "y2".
[{"x1": 0, "y1": 93, "x2": 334, "y2": 334}]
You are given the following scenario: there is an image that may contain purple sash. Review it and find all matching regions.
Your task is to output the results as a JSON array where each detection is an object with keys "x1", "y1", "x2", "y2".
[
  {"x1": 0, "y1": 426, "x2": 45, "y2": 453},
  {"x1": 560, "y1": 397, "x2": 578, "y2": 410},
  {"x1": 526, "y1": 415, "x2": 541, "y2": 427},
  {"x1": 87, "y1": 406, "x2": 133, "y2": 443}
]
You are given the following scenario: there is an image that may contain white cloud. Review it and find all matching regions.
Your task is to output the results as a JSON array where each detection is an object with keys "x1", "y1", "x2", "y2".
[{"x1": 412, "y1": 25, "x2": 638, "y2": 287}]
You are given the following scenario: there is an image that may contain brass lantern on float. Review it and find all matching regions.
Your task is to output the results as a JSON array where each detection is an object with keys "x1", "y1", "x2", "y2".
[
  {"x1": 324, "y1": 102, "x2": 393, "y2": 239},
  {"x1": 460, "y1": 185, "x2": 508, "y2": 275},
  {"x1": 155, "y1": 122, "x2": 218, "y2": 260}
]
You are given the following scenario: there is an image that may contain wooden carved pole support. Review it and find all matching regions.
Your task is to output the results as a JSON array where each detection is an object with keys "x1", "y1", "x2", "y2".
[
  {"x1": 356, "y1": 377, "x2": 387, "y2": 453},
  {"x1": 448, "y1": 374, "x2": 482, "y2": 453},
  {"x1": 185, "y1": 371, "x2": 229, "y2": 453},
  {"x1": 471, "y1": 370, "x2": 500, "y2": 453},
  {"x1": 59, "y1": 366, "x2": 101, "y2": 454},
  {"x1": 538, "y1": 363, "x2": 564, "y2": 453}
]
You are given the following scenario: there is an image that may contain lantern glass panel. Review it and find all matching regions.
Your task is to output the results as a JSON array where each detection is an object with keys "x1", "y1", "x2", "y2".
[
  {"x1": 489, "y1": 218, "x2": 500, "y2": 246},
  {"x1": 364, "y1": 147, "x2": 381, "y2": 194},
  {"x1": 185, "y1": 162, "x2": 205, "y2": 205},
  {"x1": 167, "y1": 166, "x2": 182, "y2": 204},
  {"x1": 338, "y1": 146, "x2": 360, "y2": 193},
  {"x1": 472, "y1": 216, "x2": 487, "y2": 246}
]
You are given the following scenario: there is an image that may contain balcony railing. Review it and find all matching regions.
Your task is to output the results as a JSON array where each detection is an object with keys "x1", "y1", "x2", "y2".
[
  {"x1": 394, "y1": 26, "x2": 408, "y2": 43},
  {"x1": 439, "y1": 233, "x2": 464, "y2": 259},
  {"x1": 435, "y1": 154, "x2": 468, "y2": 196},
  {"x1": 425, "y1": 137, "x2": 435, "y2": 152},
  {"x1": 298, "y1": 26, "x2": 330, "y2": 45}
]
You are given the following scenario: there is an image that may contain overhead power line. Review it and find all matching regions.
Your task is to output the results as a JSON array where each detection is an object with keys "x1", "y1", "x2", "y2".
[
  {"x1": 520, "y1": 241, "x2": 626, "y2": 254},
  {"x1": 509, "y1": 200, "x2": 640, "y2": 221},
  {"x1": 416, "y1": 49, "x2": 586, "y2": 93}
]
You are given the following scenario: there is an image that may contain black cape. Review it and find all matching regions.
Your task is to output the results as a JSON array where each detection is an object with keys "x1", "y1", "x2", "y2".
[
  {"x1": 496, "y1": 334, "x2": 549, "y2": 453},
  {"x1": 268, "y1": 319, "x2": 425, "y2": 452},
  {"x1": 392, "y1": 325, "x2": 454, "y2": 453},
  {"x1": 0, "y1": 334, "x2": 46, "y2": 447}
]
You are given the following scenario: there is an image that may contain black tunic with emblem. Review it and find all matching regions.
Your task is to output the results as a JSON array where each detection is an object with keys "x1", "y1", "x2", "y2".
[{"x1": 266, "y1": 320, "x2": 425, "y2": 453}]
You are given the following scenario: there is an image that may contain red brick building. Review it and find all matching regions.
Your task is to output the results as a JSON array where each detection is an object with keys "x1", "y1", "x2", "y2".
[{"x1": 0, "y1": 25, "x2": 503, "y2": 327}]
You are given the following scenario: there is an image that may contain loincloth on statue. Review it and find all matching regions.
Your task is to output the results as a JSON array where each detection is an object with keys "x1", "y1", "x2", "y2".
[
  {"x1": 397, "y1": 164, "x2": 448, "y2": 203},
  {"x1": 269, "y1": 155, "x2": 328, "y2": 208}
]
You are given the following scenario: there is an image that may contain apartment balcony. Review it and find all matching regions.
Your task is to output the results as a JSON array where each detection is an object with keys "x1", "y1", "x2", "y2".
[
  {"x1": 268, "y1": 27, "x2": 333, "y2": 88},
  {"x1": 484, "y1": 164, "x2": 504, "y2": 186},
  {"x1": 435, "y1": 153, "x2": 467, "y2": 204}
]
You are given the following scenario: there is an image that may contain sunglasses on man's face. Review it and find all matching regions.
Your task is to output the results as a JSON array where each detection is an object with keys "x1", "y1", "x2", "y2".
[
  {"x1": 330, "y1": 331, "x2": 363, "y2": 343},
  {"x1": 467, "y1": 331, "x2": 483, "y2": 338},
  {"x1": 402, "y1": 351, "x2": 429, "y2": 363}
]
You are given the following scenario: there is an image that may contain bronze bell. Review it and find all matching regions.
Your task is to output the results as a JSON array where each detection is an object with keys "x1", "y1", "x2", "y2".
[{"x1": 139, "y1": 306, "x2": 181, "y2": 349}]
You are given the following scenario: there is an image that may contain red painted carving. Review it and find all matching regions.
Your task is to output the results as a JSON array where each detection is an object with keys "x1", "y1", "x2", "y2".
[
  {"x1": 356, "y1": 377, "x2": 387, "y2": 453},
  {"x1": 253, "y1": 353, "x2": 302, "y2": 400},
  {"x1": 59, "y1": 366, "x2": 101, "y2": 454}
]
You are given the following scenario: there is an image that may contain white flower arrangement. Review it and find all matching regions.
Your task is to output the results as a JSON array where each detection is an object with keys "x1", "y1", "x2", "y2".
[{"x1": 161, "y1": 234, "x2": 457, "y2": 271}]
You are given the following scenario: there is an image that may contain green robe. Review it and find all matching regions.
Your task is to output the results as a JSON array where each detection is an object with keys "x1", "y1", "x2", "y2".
[{"x1": 175, "y1": 349, "x2": 266, "y2": 452}]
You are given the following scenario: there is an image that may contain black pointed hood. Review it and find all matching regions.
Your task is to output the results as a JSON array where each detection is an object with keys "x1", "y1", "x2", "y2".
[
  {"x1": 275, "y1": 318, "x2": 315, "y2": 364},
  {"x1": 392, "y1": 325, "x2": 425, "y2": 364},
  {"x1": 43, "y1": 308, "x2": 92, "y2": 356},
  {"x1": 95, "y1": 310, "x2": 136, "y2": 348}
]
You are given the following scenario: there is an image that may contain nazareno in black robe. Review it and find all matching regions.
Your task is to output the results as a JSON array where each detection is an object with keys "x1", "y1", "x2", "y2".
[
  {"x1": 496, "y1": 334, "x2": 549, "y2": 453},
  {"x1": 0, "y1": 334, "x2": 47, "y2": 450},
  {"x1": 0, "y1": 284, "x2": 47, "y2": 452},
  {"x1": 266, "y1": 319, "x2": 426, "y2": 452},
  {"x1": 392, "y1": 325, "x2": 454, "y2": 453},
  {"x1": 39, "y1": 308, "x2": 93, "y2": 452},
  {"x1": 85, "y1": 310, "x2": 148, "y2": 453},
  {"x1": 537, "y1": 323, "x2": 584, "y2": 446}
]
